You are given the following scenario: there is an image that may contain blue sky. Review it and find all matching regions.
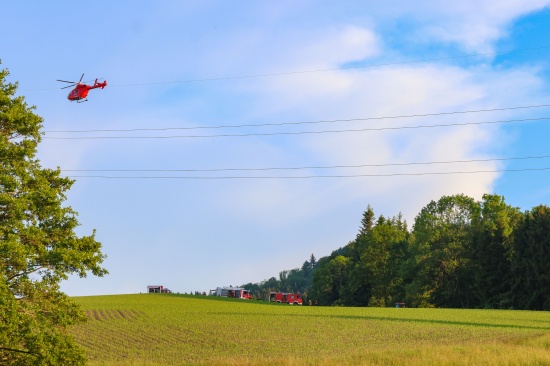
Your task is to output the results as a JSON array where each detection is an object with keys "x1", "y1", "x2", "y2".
[{"x1": 1, "y1": 1, "x2": 550, "y2": 296}]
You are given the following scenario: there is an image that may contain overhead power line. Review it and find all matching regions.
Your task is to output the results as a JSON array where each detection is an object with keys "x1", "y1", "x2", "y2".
[
  {"x1": 66, "y1": 167, "x2": 550, "y2": 179},
  {"x1": 43, "y1": 116, "x2": 550, "y2": 140},
  {"x1": 21, "y1": 45, "x2": 550, "y2": 92},
  {"x1": 111, "y1": 45, "x2": 550, "y2": 87},
  {"x1": 44, "y1": 103, "x2": 550, "y2": 134},
  {"x1": 61, "y1": 154, "x2": 550, "y2": 173}
]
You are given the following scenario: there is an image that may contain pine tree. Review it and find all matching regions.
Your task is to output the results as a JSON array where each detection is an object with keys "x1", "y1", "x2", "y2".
[
  {"x1": 471, "y1": 194, "x2": 520, "y2": 308},
  {"x1": 511, "y1": 205, "x2": 550, "y2": 310},
  {"x1": 358, "y1": 205, "x2": 375, "y2": 237}
]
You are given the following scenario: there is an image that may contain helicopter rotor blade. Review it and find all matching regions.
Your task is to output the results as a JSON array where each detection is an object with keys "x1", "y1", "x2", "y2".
[
  {"x1": 60, "y1": 84, "x2": 76, "y2": 89},
  {"x1": 78, "y1": 73, "x2": 85, "y2": 83},
  {"x1": 57, "y1": 79, "x2": 77, "y2": 83}
]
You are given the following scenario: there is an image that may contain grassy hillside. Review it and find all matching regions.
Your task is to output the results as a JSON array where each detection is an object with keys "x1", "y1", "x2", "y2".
[{"x1": 71, "y1": 294, "x2": 550, "y2": 365}]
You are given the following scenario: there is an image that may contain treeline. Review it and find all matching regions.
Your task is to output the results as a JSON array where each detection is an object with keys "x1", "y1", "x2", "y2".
[{"x1": 243, "y1": 194, "x2": 549, "y2": 310}]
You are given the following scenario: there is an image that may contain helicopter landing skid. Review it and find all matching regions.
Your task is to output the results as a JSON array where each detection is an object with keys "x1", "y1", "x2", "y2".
[{"x1": 77, "y1": 99, "x2": 88, "y2": 103}]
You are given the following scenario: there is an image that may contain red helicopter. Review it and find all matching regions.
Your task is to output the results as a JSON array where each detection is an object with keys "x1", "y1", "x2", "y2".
[{"x1": 57, "y1": 73, "x2": 107, "y2": 102}]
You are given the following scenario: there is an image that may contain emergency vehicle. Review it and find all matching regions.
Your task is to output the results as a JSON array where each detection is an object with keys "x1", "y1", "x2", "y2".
[
  {"x1": 269, "y1": 292, "x2": 303, "y2": 305},
  {"x1": 209, "y1": 286, "x2": 250, "y2": 299}
]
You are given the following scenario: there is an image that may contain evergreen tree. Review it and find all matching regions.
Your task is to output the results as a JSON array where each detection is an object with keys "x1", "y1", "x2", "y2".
[
  {"x1": 309, "y1": 253, "x2": 316, "y2": 268},
  {"x1": 0, "y1": 65, "x2": 107, "y2": 365},
  {"x1": 358, "y1": 205, "x2": 375, "y2": 237},
  {"x1": 471, "y1": 194, "x2": 520, "y2": 308},
  {"x1": 352, "y1": 214, "x2": 409, "y2": 307},
  {"x1": 511, "y1": 205, "x2": 550, "y2": 310}
]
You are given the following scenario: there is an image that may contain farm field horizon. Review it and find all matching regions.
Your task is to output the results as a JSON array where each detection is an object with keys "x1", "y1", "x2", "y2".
[{"x1": 71, "y1": 294, "x2": 550, "y2": 366}]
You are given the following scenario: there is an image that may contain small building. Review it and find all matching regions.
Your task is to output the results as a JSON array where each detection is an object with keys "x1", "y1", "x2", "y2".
[{"x1": 147, "y1": 285, "x2": 172, "y2": 294}]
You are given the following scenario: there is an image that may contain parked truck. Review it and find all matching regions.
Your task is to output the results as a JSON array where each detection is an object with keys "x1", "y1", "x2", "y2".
[
  {"x1": 209, "y1": 286, "x2": 250, "y2": 299},
  {"x1": 269, "y1": 292, "x2": 302, "y2": 305}
]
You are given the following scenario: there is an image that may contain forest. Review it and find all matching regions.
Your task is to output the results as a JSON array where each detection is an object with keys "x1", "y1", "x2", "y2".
[{"x1": 242, "y1": 194, "x2": 549, "y2": 310}]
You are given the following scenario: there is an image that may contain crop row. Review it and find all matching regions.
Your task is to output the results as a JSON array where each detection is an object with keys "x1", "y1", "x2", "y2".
[
  {"x1": 70, "y1": 294, "x2": 550, "y2": 365},
  {"x1": 84, "y1": 309, "x2": 145, "y2": 321}
]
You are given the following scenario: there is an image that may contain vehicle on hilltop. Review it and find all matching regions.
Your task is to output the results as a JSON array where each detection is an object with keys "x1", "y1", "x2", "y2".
[
  {"x1": 269, "y1": 291, "x2": 302, "y2": 305},
  {"x1": 209, "y1": 286, "x2": 250, "y2": 299}
]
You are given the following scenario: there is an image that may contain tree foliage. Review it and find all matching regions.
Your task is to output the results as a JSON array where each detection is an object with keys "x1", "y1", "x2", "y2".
[
  {"x1": 255, "y1": 194, "x2": 548, "y2": 310},
  {"x1": 241, "y1": 254, "x2": 318, "y2": 302},
  {"x1": 0, "y1": 65, "x2": 107, "y2": 365},
  {"x1": 312, "y1": 254, "x2": 351, "y2": 305},
  {"x1": 471, "y1": 194, "x2": 521, "y2": 308},
  {"x1": 511, "y1": 204, "x2": 550, "y2": 310},
  {"x1": 407, "y1": 194, "x2": 478, "y2": 308},
  {"x1": 246, "y1": 194, "x2": 550, "y2": 310},
  {"x1": 312, "y1": 208, "x2": 410, "y2": 307}
]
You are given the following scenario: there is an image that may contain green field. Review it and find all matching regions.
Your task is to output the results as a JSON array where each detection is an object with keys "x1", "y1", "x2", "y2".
[{"x1": 71, "y1": 294, "x2": 550, "y2": 365}]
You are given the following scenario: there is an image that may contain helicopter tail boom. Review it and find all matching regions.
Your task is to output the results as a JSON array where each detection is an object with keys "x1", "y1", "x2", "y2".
[{"x1": 92, "y1": 79, "x2": 108, "y2": 89}]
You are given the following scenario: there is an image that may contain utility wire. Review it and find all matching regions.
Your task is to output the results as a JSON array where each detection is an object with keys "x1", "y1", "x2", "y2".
[
  {"x1": 66, "y1": 167, "x2": 550, "y2": 179},
  {"x1": 110, "y1": 46, "x2": 550, "y2": 86},
  {"x1": 44, "y1": 103, "x2": 550, "y2": 133},
  {"x1": 22, "y1": 45, "x2": 550, "y2": 92},
  {"x1": 28, "y1": 45, "x2": 550, "y2": 92},
  {"x1": 43, "y1": 116, "x2": 550, "y2": 140},
  {"x1": 61, "y1": 154, "x2": 550, "y2": 172}
]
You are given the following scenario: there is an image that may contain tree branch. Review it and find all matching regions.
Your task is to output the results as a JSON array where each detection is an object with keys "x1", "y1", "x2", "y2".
[
  {"x1": 0, "y1": 346, "x2": 38, "y2": 357},
  {"x1": 6, "y1": 265, "x2": 46, "y2": 282}
]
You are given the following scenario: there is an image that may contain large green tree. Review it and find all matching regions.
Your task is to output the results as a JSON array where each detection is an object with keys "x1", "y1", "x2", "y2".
[
  {"x1": 348, "y1": 212, "x2": 409, "y2": 307},
  {"x1": 407, "y1": 194, "x2": 478, "y2": 308},
  {"x1": 471, "y1": 194, "x2": 521, "y2": 308},
  {"x1": 0, "y1": 66, "x2": 107, "y2": 365},
  {"x1": 312, "y1": 254, "x2": 351, "y2": 305},
  {"x1": 511, "y1": 204, "x2": 550, "y2": 310}
]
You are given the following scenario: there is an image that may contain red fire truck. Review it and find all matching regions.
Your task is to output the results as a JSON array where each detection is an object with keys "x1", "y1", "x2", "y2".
[
  {"x1": 269, "y1": 292, "x2": 303, "y2": 305},
  {"x1": 209, "y1": 286, "x2": 250, "y2": 299}
]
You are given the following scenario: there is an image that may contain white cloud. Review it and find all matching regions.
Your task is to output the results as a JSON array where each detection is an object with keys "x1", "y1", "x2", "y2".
[
  {"x1": 231, "y1": 36, "x2": 545, "y2": 223},
  {"x1": 297, "y1": 25, "x2": 380, "y2": 67},
  {"x1": 389, "y1": 0, "x2": 550, "y2": 51}
]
